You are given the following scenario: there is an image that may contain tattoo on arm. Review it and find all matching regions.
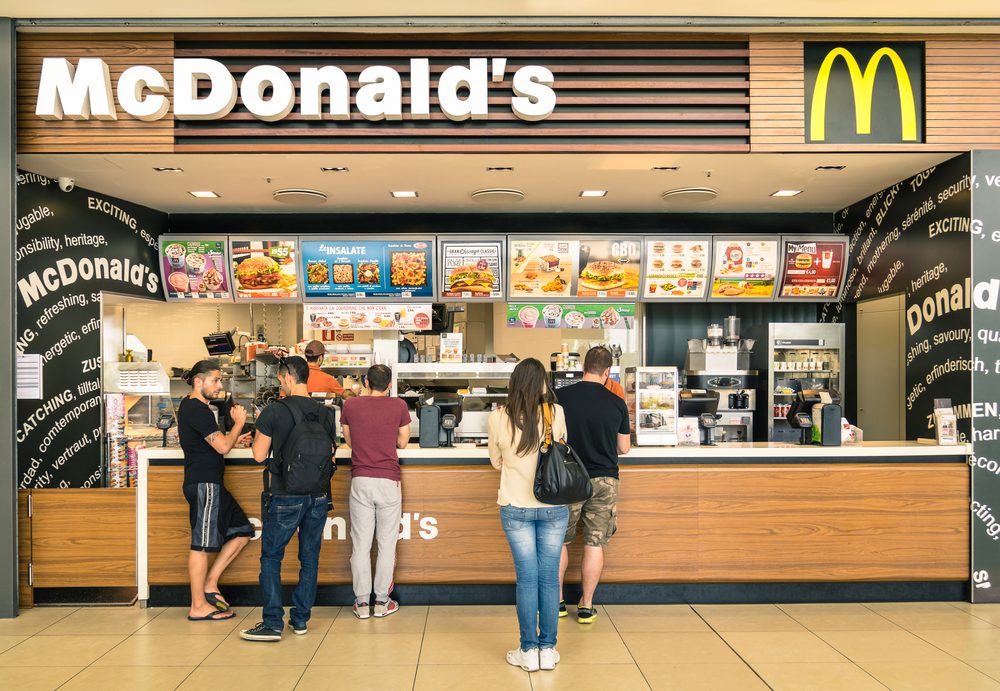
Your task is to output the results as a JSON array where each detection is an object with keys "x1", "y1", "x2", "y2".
[{"x1": 205, "y1": 431, "x2": 221, "y2": 444}]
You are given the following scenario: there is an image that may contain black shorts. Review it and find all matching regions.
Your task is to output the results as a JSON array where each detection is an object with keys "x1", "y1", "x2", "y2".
[{"x1": 183, "y1": 482, "x2": 255, "y2": 553}]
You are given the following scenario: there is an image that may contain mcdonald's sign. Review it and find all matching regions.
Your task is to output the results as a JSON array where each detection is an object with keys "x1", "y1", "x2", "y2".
[{"x1": 805, "y1": 42, "x2": 924, "y2": 144}]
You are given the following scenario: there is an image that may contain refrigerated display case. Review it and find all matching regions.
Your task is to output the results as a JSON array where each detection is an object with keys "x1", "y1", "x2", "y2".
[
  {"x1": 625, "y1": 366, "x2": 679, "y2": 446},
  {"x1": 748, "y1": 323, "x2": 845, "y2": 442}
]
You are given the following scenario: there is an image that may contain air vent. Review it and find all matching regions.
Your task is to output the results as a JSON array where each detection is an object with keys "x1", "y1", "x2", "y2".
[
  {"x1": 661, "y1": 187, "x2": 718, "y2": 203},
  {"x1": 272, "y1": 188, "x2": 328, "y2": 205},
  {"x1": 470, "y1": 188, "x2": 525, "y2": 204}
]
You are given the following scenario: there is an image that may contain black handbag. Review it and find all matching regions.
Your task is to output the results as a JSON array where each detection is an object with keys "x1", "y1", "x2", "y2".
[{"x1": 533, "y1": 404, "x2": 593, "y2": 505}]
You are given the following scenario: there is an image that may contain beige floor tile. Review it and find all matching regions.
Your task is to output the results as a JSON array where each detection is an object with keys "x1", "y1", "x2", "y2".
[
  {"x1": 860, "y1": 660, "x2": 1000, "y2": 691},
  {"x1": 971, "y1": 660, "x2": 1000, "y2": 682},
  {"x1": 200, "y1": 628, "x2": 323, "y2": 666},
  {"x1": 622, "y1": 632, "x2": 740, "y2": 665},
  {"x1": 93, "y1": 633, "x2": 227, "y2": 666},
  {"x1": 530, "y1": 663, "x2": 650, "y2": 691},
  {"x1": 39, "y1": 606, "x2": 165, "y2": 636},
  {"x1": 0, "y1": 607, "x2": 77, "y2": 636},
  {"x1": 640, "y1": 662, "x2": 769, "y2": 691},
  {"x1": 813, "y1": 629, "x2": 955, "y2": 663},
  {"x1": 778, "y1": 603, "x2": 899, "y2": 631},
  {"x1": 134, "y1": 606, "x2": 253, "y2": 636},
  {"x1": 0, "y1": 634, "x2": 126, "y2": 667},
  {"x1": 754, "y1": 662, "x2": 886, "y2": 691},
  {"x1": 414, "y1": 663, "x2": 530, "y2": 691},
  {"x1": 0, "y1": 666, "x2": 84, "y2": 690},
  {"x1": 721, "y1": 631, "x2": 846, "y2": 664},
  {"x1": 418, "y1": 632, "x2": 524, "y2": 666},
  {"x1": 61, "y1": 665, "x2": 195, "y2": 691},
  {"x1": 0, "y1": 635, "x2": 27, "y2": 653},
  {"x1": 297, "y1": 665, "x2": 417, "y2": 690},
  {"x1": 864, "y1": 601, "x2": 963, "y2": 615},
  {"x1": 549, "y1": 632, "x2": 634, "y2": 665},
  {"x1": 328, "y1": 605, "x2": 427, "y2": 634},
  {"x1": 311, "y1": 632, "x2": 423, "y2": 666},
  {"x1": 179, "y1": 664, "x2": 305, "y2": 691},
  {"x1": 424, "y1": 605, "x2": 518, "y2": 633},
  {"x1": 693, "y1": 604, "x2": 806, "y2": 632},
  {"x1": 951, "y1": 601, "x2": 1000, "y2": 626},
  {"x1": 870, "y1": 607, "x2": 995, "y2": 631},
  {"x1": 554, "y1": 612, "x2": 624, "y2": 638},
  {"x1": 912, "y1": 628, "x2": 1000, "y2": 662},
  {"x1": 604, "y1": 605, "x2": 712, "y2": 633}
]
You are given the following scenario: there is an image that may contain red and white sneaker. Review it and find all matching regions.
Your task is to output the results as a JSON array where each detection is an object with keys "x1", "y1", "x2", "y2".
[
  {"x1": 373, "y1": 598, "x2": 399, "y2": 618},
  {"x1": 353, "y1": 601, "x2": 370, "y2": 620}
]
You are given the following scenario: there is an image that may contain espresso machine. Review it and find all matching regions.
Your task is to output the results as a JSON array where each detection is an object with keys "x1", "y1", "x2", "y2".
[{"x1": 684, "y1": 316, "x2": 757, "y2": 442}]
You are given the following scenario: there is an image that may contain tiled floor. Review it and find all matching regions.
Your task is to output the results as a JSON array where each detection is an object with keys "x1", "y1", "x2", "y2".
[{"x1": 1, "y1": 601, "x2": 999, "y2": 689}]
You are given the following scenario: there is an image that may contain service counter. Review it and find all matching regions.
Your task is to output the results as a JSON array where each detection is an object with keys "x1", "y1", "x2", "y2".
[{"x1": 137, "y1": 441, "x2": 971, "y2": 605}]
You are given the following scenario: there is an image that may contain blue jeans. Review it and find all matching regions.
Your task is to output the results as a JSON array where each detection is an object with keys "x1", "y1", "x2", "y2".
[
  {"x1": 260, "y1": 494, "x2": 329, "y2": 632},
  {"x1": 500, "y1": 504, "x2": 569, "y2": 651}
]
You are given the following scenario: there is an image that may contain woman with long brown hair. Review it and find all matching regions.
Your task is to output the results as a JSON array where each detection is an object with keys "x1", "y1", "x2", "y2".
[{"x1": 487, "y1": 358, "x2": 569, "y2": 673}]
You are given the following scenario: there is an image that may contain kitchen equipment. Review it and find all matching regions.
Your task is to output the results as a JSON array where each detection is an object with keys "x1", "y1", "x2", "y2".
[
  {"x1": 678, "y1": 389, "x2": 721, "y2": 446},
  {"x1": 707, "y1": 323, "x2": 723, "y2": 347},
  {"x1": 551, "y1": 370, "x2": 584, "y2": 391},
  {"x1": 724, "y1": 315, "x2": 741, "y2": 346},
  {"x1": 625, "y1": 366, "x2": 679, "y2": 446},
  {"x1": 685, "y1": 371, "x2": 757, "y2": 442}
]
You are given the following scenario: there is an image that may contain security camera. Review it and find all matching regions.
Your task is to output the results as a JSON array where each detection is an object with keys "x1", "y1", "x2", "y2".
[{"x1": 58, "y1": 176, "x2": 75, "y2": 193}]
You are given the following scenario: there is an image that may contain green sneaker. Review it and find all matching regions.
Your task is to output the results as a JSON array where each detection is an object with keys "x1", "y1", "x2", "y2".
[
  {"x1": 577, "y1": 604, "x2": 598, "y2": 624},
  {"x1": 559, "y1": 599, "x2": 568, "y2": 618}
]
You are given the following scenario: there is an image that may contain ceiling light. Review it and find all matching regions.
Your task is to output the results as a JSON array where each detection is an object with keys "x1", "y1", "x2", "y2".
[
  {"x1": 580, "y1": 190, "x2": 608, "y2": 197},
  {"x1": 320, "y1": 166, "x2": 349, "y2": 172},
  {"x1": 815, "y1": 165, "x2": 846, "y2": 171},
  {"x1": 487, "y1": 166, "x2": 514, "y2": 172},
  {"x1": 272, "y1": 188, "x2": 328, "y2": 205},
  {"x1": 188, "y1": 191, "x2": 219, "y2": 198},
  {"x1": 471, "y1": 188, "x2": 525, "y2": 203},
  {"x1": 153, "y1": 166, "x2": 183, "y2": 173},
  {"x1": 661, "y1": 187, "x2": 718, "y2": 203},
  {"x1": 771, "y1": 189, "x2": 803, "y2": 197},
  {"x1": 652, "y1": 166, "x2": 679, "y2": 171},
  {"x1": 391, "y1": 191, "x2": 418, "y2": 198}
]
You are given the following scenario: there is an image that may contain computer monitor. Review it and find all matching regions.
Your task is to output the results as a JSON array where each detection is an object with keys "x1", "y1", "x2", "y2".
[
  {"x1": 678, "y1": 389, "x2": 720, "y2": 418},
  {"x1": 203, "y1": 332, "x2": 235, "y2": 357}
]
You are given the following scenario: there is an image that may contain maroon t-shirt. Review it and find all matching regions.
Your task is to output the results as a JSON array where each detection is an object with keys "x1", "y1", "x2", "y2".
[{"x1": 341, "y1": 396, "x2": 411, "y2": 481}]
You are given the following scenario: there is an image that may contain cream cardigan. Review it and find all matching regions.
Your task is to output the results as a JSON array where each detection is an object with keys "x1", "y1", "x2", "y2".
[{"x1": 487, "y1": 405, "x2": 567, "y2": 508}]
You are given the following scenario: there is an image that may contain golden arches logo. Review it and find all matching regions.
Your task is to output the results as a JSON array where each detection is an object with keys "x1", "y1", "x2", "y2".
[{"x1": 809, "y1": 46, "x2": 917, "y2": 142}]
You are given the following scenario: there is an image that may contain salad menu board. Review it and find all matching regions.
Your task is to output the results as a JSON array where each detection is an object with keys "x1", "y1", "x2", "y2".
[
  {"x1": 777, "y1": 238, "x2": 848, "y2": 299},
  {"x1": 300, "y1": 239, "x2": 434, "y2": 300},
  {"x1": 440, "y1": 239, "x2": 504, "y2": 299},
  {"x1": 506, "y1": 303, "x2": 636, "y2": 330},
  {"x1": 643, "y1": 239, "x2": 711, "y2": 300},
  {"x1": 305, "y1": 304, "x2": 433, "y2": 331},
  {"x1": 160, "y1": 238, "x2": 231, "y2": 300},
  {"x1": 508, "y1": 237, "x2": 640, "y2": 300},
  {"x1": 709, "y1": 238, "x2": 779, "y2": 300},
  {"x1": 230, "y1": 238, "x2": 300, "y2": 301}
]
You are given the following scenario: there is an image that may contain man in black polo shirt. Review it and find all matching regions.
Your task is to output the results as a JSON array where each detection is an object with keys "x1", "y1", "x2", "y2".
[
  {"x1": 556, "y1": 346, "x2": 631, "y2": 624},
  {"x1": 240, "y1": 356, "x2": 336, "y2": 642}
]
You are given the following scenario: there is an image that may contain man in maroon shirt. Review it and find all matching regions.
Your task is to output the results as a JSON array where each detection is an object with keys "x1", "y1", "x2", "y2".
[{"x1": 340, "y1": 364, "x2": 412, "y2": 619}]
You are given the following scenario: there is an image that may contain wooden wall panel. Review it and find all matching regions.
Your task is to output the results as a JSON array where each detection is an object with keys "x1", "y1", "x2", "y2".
[
  {"x1": 18, "y1": 490, "x2": 31, "y2": 608},
  {"x1": 147, "y1": 462, "x2": 967, "y2": 586},
  {"x1": 30, "y1": 489, "x2": 136, "y2": 588},
  {"x1": 926, "y1": 40, "x2": 1000, "y2": 146},
  {"x1": 16, "y1": 34, "x2": 174, "y2": 153}
]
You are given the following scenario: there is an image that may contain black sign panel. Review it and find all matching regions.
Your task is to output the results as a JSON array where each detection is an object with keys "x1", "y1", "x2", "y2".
[
  {"x1": 15, "y1": 172, "x2": 166, "y2": 488},
  {"x1": 805, "y1": 42, "x2": 924, "y2": 144}
]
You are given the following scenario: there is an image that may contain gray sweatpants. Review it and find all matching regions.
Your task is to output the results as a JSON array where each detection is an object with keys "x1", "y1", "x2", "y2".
[{"x1": 349, "y1": 476, "x2": 402, "y2": 602}]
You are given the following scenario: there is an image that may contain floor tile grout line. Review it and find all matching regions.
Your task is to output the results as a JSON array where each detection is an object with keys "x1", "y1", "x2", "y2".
[
  {"x1": 689, "y1": 605, "x2": 776, "y2": 691},
  {"x1": 601, "y1": 602, "x2": 653, "y2": 691},
  {"x1": 904, "y1": 625, "x2": 1000, "y2": 678},
  {"x1": 410, "y1": 605, "x2": 429, "y2": 691}
]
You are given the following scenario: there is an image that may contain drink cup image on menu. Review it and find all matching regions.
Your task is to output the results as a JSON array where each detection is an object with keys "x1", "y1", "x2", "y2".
[
  {"x1": 542, "y1": 304, "x2": 563, "y2": 327},
  {"x1": 519, "y1": 305, "x2": 539, "y2": 328},
  {"x1": 165, "y1": 243, "x2": 186, "y2": 270},
  {"x1": 821, "y1": 249, "x2": 834, "y2": 269},
  {"x1": 186, "y1": 252, "x2": 206, "y2": 275}
]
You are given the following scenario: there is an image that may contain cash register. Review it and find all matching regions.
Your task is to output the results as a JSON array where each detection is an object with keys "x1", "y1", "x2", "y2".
[
  {"x1": 785, "y1": 388, "x2": 842, "y2": 446},
  {"x1": 418, "y1": 393, "x2": 464, "y2": 448},
  {"x1": 678, "y1": 389, "x2": 721, "y2": 446}
]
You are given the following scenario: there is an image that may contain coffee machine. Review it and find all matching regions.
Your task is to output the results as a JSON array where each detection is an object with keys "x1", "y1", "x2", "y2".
[{"x1": 684, "y1": 316, "x2": 757, "y2": 442}]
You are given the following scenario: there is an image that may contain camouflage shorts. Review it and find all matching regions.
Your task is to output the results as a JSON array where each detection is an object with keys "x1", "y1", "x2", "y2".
[{"x1": 564, "y1": 477, "x2": 619, "y2": 547}]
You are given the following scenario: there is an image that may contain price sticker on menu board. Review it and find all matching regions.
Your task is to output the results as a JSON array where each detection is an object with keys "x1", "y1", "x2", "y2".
[
  {"x1": 776, "y1": 237, "x2": 849, "y2": 300},
  {"x1": 300, "y1": 238, "x2": 435, "y2": 301}
]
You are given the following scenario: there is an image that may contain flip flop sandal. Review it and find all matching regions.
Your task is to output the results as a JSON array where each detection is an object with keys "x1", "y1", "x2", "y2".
[
  {"x1": 187, "y1": 610, "x2": 234, "y2": 621},
  {"x1": 205, "y1": 592, "x2": 230, "y2": 611}
]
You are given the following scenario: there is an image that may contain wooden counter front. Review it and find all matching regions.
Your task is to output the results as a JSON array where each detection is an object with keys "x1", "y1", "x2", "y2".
[{"x1": 146, "y1": 458, "x2": 970, "y2": 587}]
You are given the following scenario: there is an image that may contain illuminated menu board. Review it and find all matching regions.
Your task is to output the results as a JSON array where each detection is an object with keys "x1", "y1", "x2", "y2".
[
  {"x1": 709, "y1": 237, "x2": 780, "y2": 300},
  {"x1": 160, "y1": 236, "x2": 232, "y2": 301},
  {"x1": 776, "y1": 237, "x2": 849, "y2": 300},
  {"x1": 439, "y1": 238, "x2": 504, "y2": 300},
  {"x1": 300, "y1": 238, "x2": 435, "y2": 300},
  {"x1": 229, "y1": 237, "x2": 300, "y2": 302},
  {"x1": 508, "y1": 236, "x2": 640, "y2": 301},
  {"x1": 642, "y1": 238, "x2": 712, "y2": 300}
]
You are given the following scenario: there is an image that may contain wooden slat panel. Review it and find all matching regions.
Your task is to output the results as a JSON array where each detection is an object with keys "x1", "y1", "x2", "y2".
[
  {"x1": 18, "y1": 490, "x2": 31, "y2": 608},
  {"x1": 30, "y1": 489, "x2": 136, "y2": 588},
  {"x1": 749, "y1": 39, "x2": 804, "y2": 150}
]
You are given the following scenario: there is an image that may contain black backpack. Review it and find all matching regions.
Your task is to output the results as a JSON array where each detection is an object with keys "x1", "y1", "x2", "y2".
[{"x1": 267, "y1": 399, "x2": 336, "y2": 495}]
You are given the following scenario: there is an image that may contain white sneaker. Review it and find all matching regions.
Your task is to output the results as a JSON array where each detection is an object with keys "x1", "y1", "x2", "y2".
[
  {"x1": 506, "y1": 647, "x2": 540, "y2": 672},
  {"x1": 539, "y1": 647, "x2": 560, "y2": 670}
]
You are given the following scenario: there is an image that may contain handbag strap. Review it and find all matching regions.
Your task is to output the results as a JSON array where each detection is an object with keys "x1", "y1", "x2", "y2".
[{"x1": 542, "y1": 403, "x2": 553, "y2": 446}]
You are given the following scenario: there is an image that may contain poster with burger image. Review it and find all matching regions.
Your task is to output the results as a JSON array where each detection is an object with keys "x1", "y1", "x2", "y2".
[
  {"x1": 775, "y1": 236, "x2": 849, "y2": 301},
  {"x1": 440, "y1": 238, "x2": 504, "y2": 300},
  {"x1": 230, "y1": 238, "x2": 300, "y2": 301},
  {"x1": 709, "y1": 237, "x2": 780, "y2": 301},
  {"x1": 159, "y1": 236, "x2": 232, "y2": 301},
  {"x1": 642, "y1": 237, "x2": 712, "y2": 301},
  {"x1": 573, "y1": 238, "x2": 642, "y2": 299}
]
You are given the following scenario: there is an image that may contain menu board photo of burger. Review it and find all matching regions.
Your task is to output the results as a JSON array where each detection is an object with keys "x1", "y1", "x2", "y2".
[
  {"x1": 160, "y1": 237, "x2": 232, "y2": 301},
  {"x1": 574, "y1": 238, "x2": 641, "y2": 299},
  {"x1": 643, "y1": 238, "x2": 711, "y2": 300},
  {"x1": 230, "y1": 238, "x2": 300, "y2": 301},
  {"x1": 777, "y1": 237, "x2": 849, "y2": 300},
  {"x1": 300, "y1": 238, "x2": 435, "y2": 300},
  {"x1": 440, "y1": 238, "x2": 504, "y2": 300},
  {"x1": 508, "y1": 238, "x2": 578, "y2": 299},
  {"x1": 709, "y1": 238, "x2": 780, "y2": 300}
]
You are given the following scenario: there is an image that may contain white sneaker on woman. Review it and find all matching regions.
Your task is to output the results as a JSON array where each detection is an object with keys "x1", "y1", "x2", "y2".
[
  {"x1": 506, "y1": 647, "x2": 540, "y2": 672},
  {"x1": 539, "y1": 647, "x2": 560, "y2": 670}
]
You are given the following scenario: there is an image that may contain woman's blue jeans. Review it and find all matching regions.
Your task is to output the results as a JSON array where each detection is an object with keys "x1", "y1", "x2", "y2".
[{"x1": 500, "y1": 504, "x2": 570, "y2": 651}]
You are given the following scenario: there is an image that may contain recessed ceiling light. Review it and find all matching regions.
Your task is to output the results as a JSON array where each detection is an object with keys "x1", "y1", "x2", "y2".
[
  {"x1": 652, "y1": 166, "x2": 679, "y2": 171},
  {"x1": 391, "y1": 191, "x2": 418, "y2": 198},
  {"x1": 188, "y1": 191, "x2": 219, "y2": 198},
  {"x1": 273, "y1": 188, "x2": 328, "y2": 205},
  {"x1": 153, "y1": 166, "x2": 183, "y2": 173},
  {"x1": 815, "y1": 165, "x2": 846, "y2": 171},
  {"x1": 580, "y1": 190, "x2": 608, "y2": 197},
  {"x1": 487, "y1": 166, "x2": 514, "y2": 172},
  {"x1": 320, "y1": 166, "x2": 349, "y2": 172},
  {"x1": 471, "y1": 188, "x2": 525, "y2": 203},
  {"x1": 771, "y1": 189, "x2": 803, "y2": 197},
  {"x1": 661, "y1": 187, "x2": 718, "y2": 202}
]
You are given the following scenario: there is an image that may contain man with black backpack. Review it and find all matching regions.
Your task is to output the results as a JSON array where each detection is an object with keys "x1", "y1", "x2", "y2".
[{"x1": 240, "y1": 356, "x2": 337, "y2": 642}]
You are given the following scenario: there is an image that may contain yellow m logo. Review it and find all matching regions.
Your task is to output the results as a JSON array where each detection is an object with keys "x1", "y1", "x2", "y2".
[{"x1": 809, "y1": 46, "x2": 917, "y2": 142}]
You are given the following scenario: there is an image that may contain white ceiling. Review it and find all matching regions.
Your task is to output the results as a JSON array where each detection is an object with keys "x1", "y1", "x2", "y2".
[{"x1": 17, "y1": 152, "x2": 954, "y2": 214}]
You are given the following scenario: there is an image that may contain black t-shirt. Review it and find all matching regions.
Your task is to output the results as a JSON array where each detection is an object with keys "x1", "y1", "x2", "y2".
[
  {"x1": 177, "y1": 396, "x2": 224, "y2": 486},
  {"x1": 556, "y1": 381, "x2": 630, "y2": 479},
  {"x1": 255, "y1": 396, "x2": 336, "y2": 495}
]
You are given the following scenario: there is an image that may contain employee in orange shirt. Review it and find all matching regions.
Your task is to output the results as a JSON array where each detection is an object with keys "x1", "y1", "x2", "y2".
[
  {"x1": 303, "y1": 340, "x2": 345, "y2": 396},
  {"x1": 604, "y1": 375, "x2": 625, "y2": 401}
]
